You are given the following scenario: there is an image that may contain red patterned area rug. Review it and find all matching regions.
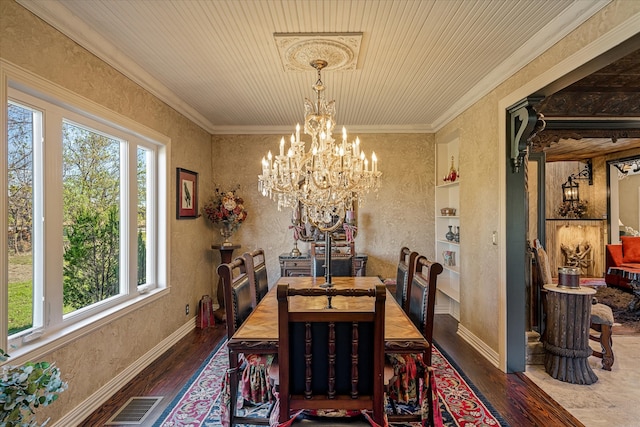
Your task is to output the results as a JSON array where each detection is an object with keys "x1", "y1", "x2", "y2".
[{"x1": 154, "y1": 340, "x2": 508, "y2": 426}]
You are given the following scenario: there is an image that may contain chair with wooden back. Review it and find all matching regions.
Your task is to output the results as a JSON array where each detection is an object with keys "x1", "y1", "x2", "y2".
[
  {"x1": 406, "y1": 255, "x2": 443, "y2": 366},
  {"x1": 394, "y1": 247, "x2": 419, "y2": 313},
  {"x1": 244, "y1": 248, "x2": 270, "y2": 304},
  {"x1": 385, "y1": 255, "x2": 444, "y2": 426},
  {"x1": 218, "y1": 256, "x2": 272, "y2": 426},
  {"x1": 310, "y1": 240, "x2": 356, "y2": 278},
  {"x1": 275, "y1": 283, "x2": 386, "y2": 426}
]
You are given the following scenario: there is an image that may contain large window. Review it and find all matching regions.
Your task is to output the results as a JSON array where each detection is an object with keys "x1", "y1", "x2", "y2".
[
  {"x1": 5, "y1": 84, "x2": 166, "y2": 353},
  {"x1": 7, "y1": 101, "x2": 38, "y2": 336}
]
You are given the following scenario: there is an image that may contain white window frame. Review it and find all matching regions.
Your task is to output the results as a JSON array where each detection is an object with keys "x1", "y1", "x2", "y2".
[{"x1": 1, "y1": 61, "x2": 170, "y2": 363}]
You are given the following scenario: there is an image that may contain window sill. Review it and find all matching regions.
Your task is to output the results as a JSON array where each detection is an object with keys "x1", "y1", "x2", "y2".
[{"x1": 4, "y1": 287, "x2": 170, "y2": 366}]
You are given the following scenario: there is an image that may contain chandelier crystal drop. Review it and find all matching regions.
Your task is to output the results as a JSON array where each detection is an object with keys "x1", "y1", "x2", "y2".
[{"x1": 258, "y1": 59, "x2": 382, "y2": 231}]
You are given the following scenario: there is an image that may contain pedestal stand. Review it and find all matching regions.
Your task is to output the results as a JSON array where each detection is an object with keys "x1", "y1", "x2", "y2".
[
  {"x1": 212, "y1": 244, "x2": 241, "y2": 322},
  {"x1": 320, "y1": 230, "x2": 333, "y2": 288},
  {"x1": 543, "y1": 284, "x2": 597, "y2": 384}
]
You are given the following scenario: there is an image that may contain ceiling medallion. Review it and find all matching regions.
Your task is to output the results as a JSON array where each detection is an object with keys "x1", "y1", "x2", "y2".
[{"x1": 274, "y1": 32, "x2": 362, "y2": 72}]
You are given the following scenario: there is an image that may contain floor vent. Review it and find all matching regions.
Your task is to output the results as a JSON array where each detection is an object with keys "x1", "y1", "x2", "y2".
[{"x1": 105, "y1": 396, "x2": 163, "y2": 425}]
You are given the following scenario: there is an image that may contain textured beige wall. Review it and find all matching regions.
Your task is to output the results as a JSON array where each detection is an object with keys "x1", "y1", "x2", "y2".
[
  {"x1": 436, "y1": 94, "x2": 503, "y2": 349},
  {"x1": 209, "y1": 133, "x2": 436, "y2": 288},
  {"x1": 2, "y1": 0, "x2": 640, "y2": 422},
  {"x1": 435, "y1": 0, "x2": 640, "y2": 351},
  {"x1": 1, "y1": 1, "x2": 216, "y2": 423},
  {"x1": 1, "y1": 3, "x2": 435, "y2": 422}
]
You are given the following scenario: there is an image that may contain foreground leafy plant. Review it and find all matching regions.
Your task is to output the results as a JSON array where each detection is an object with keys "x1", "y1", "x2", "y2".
[{"x1": 0, "y1": 349, "x2": 68, "y2": 427}]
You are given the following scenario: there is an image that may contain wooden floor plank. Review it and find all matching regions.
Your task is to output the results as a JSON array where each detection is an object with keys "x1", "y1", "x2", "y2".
[
  {"x1": 80, "y1": 314, "x2": 581, "y2": 426},
  {"x1": 432, "y1": 314, "x2": 583, "y2": 427},
  {"x1": 79, "y1": 326, "x2": 225, "y2": 427}
]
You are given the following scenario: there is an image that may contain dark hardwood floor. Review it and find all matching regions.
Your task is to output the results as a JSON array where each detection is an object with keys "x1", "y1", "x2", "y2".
[
  {"x1": 80, "y1": 324, "x2": 226, "y2": 427},
  {"x1": 80, "y1": 314, "x2": 582, "y2": 426},
  {"x1": 432, "y1": 315, "x2": 583, "y2": 427}
]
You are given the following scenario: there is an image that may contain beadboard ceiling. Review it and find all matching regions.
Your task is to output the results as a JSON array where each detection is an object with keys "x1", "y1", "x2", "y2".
[{"x1": 17, "y1": 0, "x2": 610, "y2": 135}]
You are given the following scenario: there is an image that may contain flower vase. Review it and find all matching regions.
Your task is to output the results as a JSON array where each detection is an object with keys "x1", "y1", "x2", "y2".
[{"x1": 220, "y1": 223, "x2": 235, "y2": 246}]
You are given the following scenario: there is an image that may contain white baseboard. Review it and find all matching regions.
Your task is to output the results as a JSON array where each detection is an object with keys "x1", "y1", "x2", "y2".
[
  {"x1": 435, "y1": 300, "x2": 460, "y2": 320},
  {"x1": 456, "y1": 322, "x2": 500, "y2": 368},
  {"x1": 51, "y1": 317, "x2": 196, "y2": 427}
]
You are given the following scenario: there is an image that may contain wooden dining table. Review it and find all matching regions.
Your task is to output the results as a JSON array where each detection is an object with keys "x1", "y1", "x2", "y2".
[
  {"x1": 224, "y1": 276, "x2": 429, "y2": 426},
  {"x1": 228, "y1": 276, "x2": 429, "y2": 355}
]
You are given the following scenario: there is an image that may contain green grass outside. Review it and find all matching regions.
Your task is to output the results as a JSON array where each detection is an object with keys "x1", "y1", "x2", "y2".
[
  {"x1": 8, "y1": 254, "x2": 93, "y2": 335},
  {"x1": 9, "y1": 254, "x2": 34, "y2": 334},
  {"x1": 8, "y1": 280, "x2": 33, "y2": 335},
  {"x1": 9, "y1": 254, "x2": 33, "y2": 265}
]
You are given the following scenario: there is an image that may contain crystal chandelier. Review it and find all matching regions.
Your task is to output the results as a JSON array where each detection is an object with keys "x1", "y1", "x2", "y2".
[
  {"x1": 258, "y1": 59, "x2": 382, "y2": 232},
  {"x1": 258, "y1": 59, "x2": 381, "y2": 287}
]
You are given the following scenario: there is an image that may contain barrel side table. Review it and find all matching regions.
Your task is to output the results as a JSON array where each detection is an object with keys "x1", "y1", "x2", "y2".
[{"x1": 543, "y1": 284, "x2": 598, "y2": 385}]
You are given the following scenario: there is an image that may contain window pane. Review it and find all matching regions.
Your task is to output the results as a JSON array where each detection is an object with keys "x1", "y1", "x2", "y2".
[
  {"x1": 7, "y1": 103, "x2": 35, "y2": 335},
  {"x1": 137, "y1": 146, "x2": 148, "y2": 286},
  {"x1": 62, "y1": 122, "x2": 121, "y2": 314}
]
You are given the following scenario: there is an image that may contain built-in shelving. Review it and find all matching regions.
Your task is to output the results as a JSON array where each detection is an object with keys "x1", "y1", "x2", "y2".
[{"x1": 435, "y1": 132, "x2": 460, "y2": 319}]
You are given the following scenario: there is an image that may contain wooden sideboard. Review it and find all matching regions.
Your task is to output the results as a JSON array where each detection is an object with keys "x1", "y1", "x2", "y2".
[{"x1": 279, "y1": 253, "x2": 368, "y2": 277}]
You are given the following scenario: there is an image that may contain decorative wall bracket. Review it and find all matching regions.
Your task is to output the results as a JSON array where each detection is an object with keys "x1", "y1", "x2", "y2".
[{"x1": 507, "y1": 97, "x2": 545, "y2": 173}]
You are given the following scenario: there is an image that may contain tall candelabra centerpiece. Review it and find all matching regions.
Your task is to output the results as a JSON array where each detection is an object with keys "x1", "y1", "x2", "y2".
[{"x1": 258, "y1": 59, "x2": 382, "y2": 286}]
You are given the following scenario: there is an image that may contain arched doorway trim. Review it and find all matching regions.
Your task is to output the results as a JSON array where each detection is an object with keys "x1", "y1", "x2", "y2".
[{"x1": 497, "y1": 15, "x2": 640, "y2": 372}]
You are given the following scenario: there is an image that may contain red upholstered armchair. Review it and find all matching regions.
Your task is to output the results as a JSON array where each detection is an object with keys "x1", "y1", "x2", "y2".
[{"x1": 605, "y1": 236, "x2": 640, "y2": 290}]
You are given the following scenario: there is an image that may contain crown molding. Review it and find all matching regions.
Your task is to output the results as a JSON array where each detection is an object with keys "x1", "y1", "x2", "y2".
[
  {"x1": 16, "y1": 0, "x2": 217, "y2": 134},
  {"x1": 210, "y1": 123, "x2": 435, "y2": 135},
  {"x1": 17, "y1": 0, "x2": 612, "y2": 136},
  {"x1": 431, "y1": 0, "x2": 611, "y2": 132}
]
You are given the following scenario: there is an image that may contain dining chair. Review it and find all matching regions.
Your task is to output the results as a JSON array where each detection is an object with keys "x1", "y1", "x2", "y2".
[
  {"x1": 218, "y1": 256, "x2": 274, "y2": 427},
  {"x1": 406, "y1": 255, "x2": 444, "y2": 366},
  {"x1": 394, "y1": 247, "x2": 419, "y2": 313},
  {"x1": 310, "y1": 240, "x2": 356, "y2": 277},
  {"x1": 243, "y1": 248, "x2": 270, "y2": 304},
  {"x1": 386, "y1": 254, "x2": 444, "y2": 426},
  {"x1": 274, "y1": 283, "x2": 386, "y2": 426}
]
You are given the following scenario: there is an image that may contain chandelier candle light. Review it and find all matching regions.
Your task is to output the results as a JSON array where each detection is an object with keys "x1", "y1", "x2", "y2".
[{"x1": 258, "y1": 59, "x2": 382, "y2": 287}]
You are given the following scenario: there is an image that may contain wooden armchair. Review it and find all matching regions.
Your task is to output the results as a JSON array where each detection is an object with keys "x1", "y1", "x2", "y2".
[
  {"x1": 406, "y1": 255, "x2": 443, "y2": 366},
  {"x1": 394, "y1": 247, "x2": 419, "y2": 313},
  {"x1": 310, "y1": 241, "x2": 356, "y2": 278},
  {"x1": 244, "y1": 248, "x2": 270, "y2": 303},
  {"x1": 218, "y1": 256, "x2": 274, "y2": 426},
  {"x1": 386, "y1": 255, "x2": 444, "y2": 426},
  {"x1": 275, "y1": 283, "x2": 386, "y2": 426}
]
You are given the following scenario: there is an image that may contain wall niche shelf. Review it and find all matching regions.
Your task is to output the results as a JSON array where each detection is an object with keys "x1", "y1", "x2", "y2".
[
  {"x1": 436, "y1": 239, "x2": 460, "y2": 246},
  {"x1": 435, "y1": 132, "x2": 461, "y2": 319}
]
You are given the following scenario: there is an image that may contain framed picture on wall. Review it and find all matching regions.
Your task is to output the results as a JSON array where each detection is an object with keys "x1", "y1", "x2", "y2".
[{"x1": 176, "y1": 168, "x2": 198, "y2": 219}]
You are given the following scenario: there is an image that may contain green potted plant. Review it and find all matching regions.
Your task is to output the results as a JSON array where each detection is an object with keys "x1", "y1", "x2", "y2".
[{"x1": 0, "y1": 348, "x2": 68, "y2": 427}]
